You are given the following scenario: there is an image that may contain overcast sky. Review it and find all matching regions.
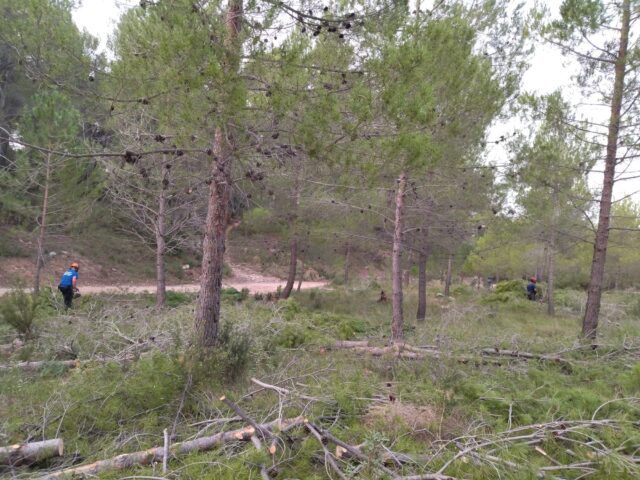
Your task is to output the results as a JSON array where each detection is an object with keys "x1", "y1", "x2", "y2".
[{"x1": 71, "y1": 0, "x2": 636, "y2": 200}]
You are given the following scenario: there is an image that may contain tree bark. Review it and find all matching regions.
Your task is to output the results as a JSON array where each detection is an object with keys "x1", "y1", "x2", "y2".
[
  {"x1": 194, "y1": 1, "x2": 243, "y2": 347},
  {"x1": 444, "y1": 253, "x2": 453, "y2": 297},
  {"x1": 297, "y1": 259, "x2": 303, "y2": 292},
  {"x1": 282, "y1": 157, "x2": 302, "y2": 299},
  {"x1": 582, "y1": 0, "x2": 630, "y2": 339},
  {"x1": 282, "y1": 236, "x2": 297, "y2": 299},
  {"x1": 547, "y1": 189, "x2": 559, "y2": 316},
  {"x1": 416, "y1": 250, "x2": 428, "y2": 323},
  {"x1": 34, "y1": 153, "x2": 51, "y2": 293},
  {"x1": 155, "y1": 160, "x2": 169, "y2": 309},
  {"x1": 0, "y1": 439, "x2": 63, "y2": 466},
  {"x1": 391, "y1": 172, "x2": 407, "y2": 343}
]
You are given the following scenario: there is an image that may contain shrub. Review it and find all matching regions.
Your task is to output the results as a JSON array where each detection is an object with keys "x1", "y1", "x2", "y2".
[
  {"x1": 275, "y1": 324, "x2": 309, "y2": 348},
  {"x1": 494, "y1": 280, "x2": 524, "y2": 294},
  {"x1": 222, "y1": 287, "x2": 249, "y2": 303},
  {"x1": 0, "y1": 288, "x2": 38, "y2": 338},
  {"x1": 165, "y1": 291, "x2": 193, "y2": 307},
  {"x1": 281, "y1": 297, "x2": 302, "y2": 321},
  {"x1": 189, "y1": 320, "x2": 253, "y2": 383}
]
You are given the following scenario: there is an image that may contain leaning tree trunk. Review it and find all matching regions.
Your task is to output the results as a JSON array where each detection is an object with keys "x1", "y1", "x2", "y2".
[
  {"x1": 444, "y1": 253, "x2": 453, "y2": 297},
  {"x1": 34, "y1": 153, "x2": 51, "y2": 293},
  {"x1": 195, "y1": 0, "x2": 243, "y2": 347},
  {"x1": 155, "y1": 162, "x2": 169, "y2": 309},
  {"x1": 391, "y1": 171, "x2": 407, "y2": 343},
  {"x1": 583, "y1": 0, "x2": 630, "y2": 340},
  {"x1": 416, "y1": 250, "x2": 428, "y2": 323},
  {"x1": 282, "y1": 157, "x2": 302, "y2": 299}
]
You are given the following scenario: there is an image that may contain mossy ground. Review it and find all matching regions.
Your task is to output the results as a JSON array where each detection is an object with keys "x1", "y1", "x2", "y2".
[{"x1": 1, "y1": 282, "x2": 639, "y2": 479}]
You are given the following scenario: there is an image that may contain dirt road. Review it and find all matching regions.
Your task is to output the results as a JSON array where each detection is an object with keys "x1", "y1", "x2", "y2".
[{"x1": 0, "y1": 263, "x2": 328, "y2": 296}]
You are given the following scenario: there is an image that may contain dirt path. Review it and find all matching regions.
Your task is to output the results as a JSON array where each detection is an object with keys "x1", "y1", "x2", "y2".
[{"x1": 0, "y1": 262, "x2": 328, "y2": 296}]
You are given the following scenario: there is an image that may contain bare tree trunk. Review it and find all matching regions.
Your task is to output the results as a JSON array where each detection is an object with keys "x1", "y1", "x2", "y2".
[
  {"x1": 583, "y1": 0, "x2": 630, "y2": 340},
  {"x1": 444, "y1": 253, "x2": 453, "y2": 297},
  {"x1": 416, "y1": 250, "x2": 428, "y2": 323},
  {"x1": 34, "y1": 153, "x2": 51, "y2": 293},
  {"x1": 155, "y1": 161, "x2": 169, "y2": 308},
  {"x1": 547, "y1": 189, "x2": 559, "y2": 316},
  {"x1": 391, "y1": 172, "x2": 407, "y2": 343},
  {"x1": 343, "y1": 242, "x2": 350, "y2": 285},
  {"x1": 282, "y1": 237, "x2": 297, "y2": 298},
  {"x1": 282, "y1": 157, "x2": 302, "y2": 299},
  {"x1": 195, "y1": 1, "x2": 243, "y2": 347},
  {"x1": 297, "y1": 259, "x2": 303, "y2": 292}
]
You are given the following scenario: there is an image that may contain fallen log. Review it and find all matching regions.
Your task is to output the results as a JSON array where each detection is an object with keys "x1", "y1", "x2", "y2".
[
  {"x1": 0, "y1": 439, "x2": 64, "y2": 466},
  {"x1": 0, "y1": 355, "x2": 140, "y2": 373},
  {"x1": 331, "y1": 341, "x2": 440, "y2": 360},
  {"x1": 42, "y1": 417, "x2": 304, "y2": 479},
  {"x1": 480, "y1": 348, "x2": 572, "y2": 369}
]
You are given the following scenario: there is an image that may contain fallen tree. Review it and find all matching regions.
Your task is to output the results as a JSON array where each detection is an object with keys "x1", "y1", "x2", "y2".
[
  {"x1": 330, "y1": 341, "x2": 572, "y2": 368},
  {"x1": 0, "y1": 439, "x2": 64, "y2": 466},
  {"x1": 42, "y1": 416, "x2": 305, "y2": 479},
  {"x1": 480, "y1": 347, "x2": 572, "y2": 368}
]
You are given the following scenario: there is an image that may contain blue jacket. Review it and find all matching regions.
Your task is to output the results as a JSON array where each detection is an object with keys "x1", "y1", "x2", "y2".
[{"x1": 59, "y1": 268, "x2": 78, "y2": 288}]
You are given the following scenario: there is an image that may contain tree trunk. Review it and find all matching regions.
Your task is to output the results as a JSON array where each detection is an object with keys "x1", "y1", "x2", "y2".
[
  {"x1": 343, "y1": 242, "x2": 350, "y2": 285},
  {"x1": 583, "y1": 0, "x2": 630, "y2": 340},
  {"x1": 195, "y1": 0, "x2": 242, "y2": 348},
  {"x1": 296, "y1": 259, "x2": 303, "y2": 292},
  {"x1": 416, "y1": 250, "x2": 428, "y2": 323},
  {"x1": 195, "y1": 132, "x2": 233, "y2": 347},
  {"x1": 0, "y1": 438, "x2": 63, "y2": 466},
  {"x1": 444, "y1": 253, "x2": 453, "y2": 297},
  {"x1": 34, "y1": 153, "x2": 51, "y2": 293},
  {"x1": 391, "y1": 171, "x2": 407, "y2": 343},
  {"x1": 155, "y1": 161, "x2": 168, "y2": 309},
  {"x1": 282, "y1": 157, "x2": 302, "y2": 299},
  {"x1": 282, "y1": 236, "x2": 297, "y2": 299},
  {"x1": 547, "y1": 189, "x2": 559, "y2": 316}
]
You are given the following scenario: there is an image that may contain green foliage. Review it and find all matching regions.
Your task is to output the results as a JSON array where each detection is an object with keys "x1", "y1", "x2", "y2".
[
  {"x1": 190, "y1": 320, "x2": 253, "y2": 383},
  {"x1": 166, "y1": 291, "x2": 193, "y2": 308},
  {"x1": 280, "y1": 297, "x2": 302, "y2": 321},
  {"x1": 274, "y1": 324, "x2": 309, "y2": 348},
  {"x1": 0, "y1": 288, "x2": 38, "y2": 338},
  {"x1": 221, "y1": 287, "x2": 249, "y2": 303},
  {"x1": 61, "y1": 352, "x2": 186, "y2": 437},
  {"x1": 241, "y1": 207, "x2": 280, "y2": 234},
  {"x1": 495, "y1": 280, "x2": 525, "y2": 294}
]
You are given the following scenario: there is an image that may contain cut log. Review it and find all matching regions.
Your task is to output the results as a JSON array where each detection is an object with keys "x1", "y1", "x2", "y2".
[
  {"x1": 0, "y1": 359, "x2": 80, "y2": 372},
  {"x1": 480, "y1": 348, "x2": 572, "y2": 369},
  {"x1": 0, "y1": 355, "x2": 141, "y2": 372},
  {"x1": 43, "y1": 417, "x2": 305, "y2": 479},
  {"x1": 331, "y1": 342, "x2": 440, "y2": 360},
  {"x1": 0, "y1": 439, "x2": 64, "y2": 466}
]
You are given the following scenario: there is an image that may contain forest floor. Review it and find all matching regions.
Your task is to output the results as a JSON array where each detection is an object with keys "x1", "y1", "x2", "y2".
[{"x1": 1, "y1": 283, "x2": 639, "y2": 479}]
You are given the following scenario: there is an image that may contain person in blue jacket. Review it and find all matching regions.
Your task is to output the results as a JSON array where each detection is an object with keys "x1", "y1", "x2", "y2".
[
  {"x1": 526, "y1": 277, "x2": 538, "y2": 301},
  {"x1": 58, "y1": 262, "x2": 79, "y2": 308}
]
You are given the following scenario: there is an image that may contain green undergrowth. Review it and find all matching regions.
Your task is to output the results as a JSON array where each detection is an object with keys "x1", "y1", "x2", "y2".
[{"x1": 1, "y1": 285, "x2": 639, "y2": 479}]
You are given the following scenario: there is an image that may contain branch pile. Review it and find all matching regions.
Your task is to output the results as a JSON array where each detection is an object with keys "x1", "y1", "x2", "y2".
[{"x1": 15, "y1": 377, "x2": 634, "y2": 479}]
